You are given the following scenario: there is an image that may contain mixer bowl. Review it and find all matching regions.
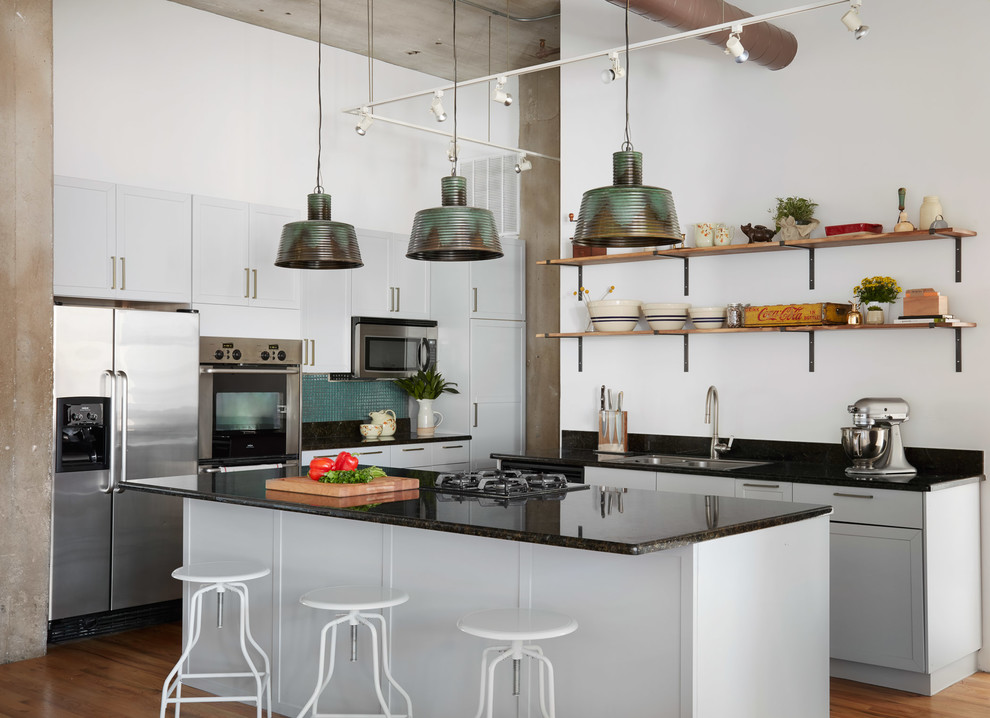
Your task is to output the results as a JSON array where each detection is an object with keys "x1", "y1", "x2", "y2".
[{"x1": 841, "y1": 426, "x2": 889, "y2": 471}]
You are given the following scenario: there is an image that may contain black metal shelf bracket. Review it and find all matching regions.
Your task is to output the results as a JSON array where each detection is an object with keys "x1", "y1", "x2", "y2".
[
  {"x1": 682, "y1": 257, "x2": 690, "y2": 296},
  {"x1": 808, "y1": 331, "x2": 815, "y2": 372},
  {"x1": 683, "y1": 334, "x2": 689, "y2": 372},
  {"x1": 577, "y1": 336, "x2": 583, "y2": 372},
  {"x1": 955, "y1": 327, "x2": 962, "y2": 372},
  {"x1": 956, "y1": 237, "x2": 962, "y2": 282}
]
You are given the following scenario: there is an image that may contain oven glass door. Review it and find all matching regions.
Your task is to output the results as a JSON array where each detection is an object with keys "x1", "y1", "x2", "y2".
[{"x1": 200, "y1": 367, "x2": 300, "y2": 463}]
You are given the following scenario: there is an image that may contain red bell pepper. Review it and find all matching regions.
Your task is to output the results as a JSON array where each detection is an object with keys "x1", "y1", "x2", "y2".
[
  {"x1": 332, "y1": 451, "x2": 359, "y2": 472},
  {"x1": 307, "y1": 457, "x2": 335, "y2": 480}
]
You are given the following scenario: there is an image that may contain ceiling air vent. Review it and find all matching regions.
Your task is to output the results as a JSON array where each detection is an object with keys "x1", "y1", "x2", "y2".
[{"x1": 464, "y1": 154, "x2": 520, "y2": 238}]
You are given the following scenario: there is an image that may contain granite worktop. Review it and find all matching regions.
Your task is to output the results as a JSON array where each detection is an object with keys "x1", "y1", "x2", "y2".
[
  {"x1": 123, "y1": 465, "x2": 831, "y2": 556},
  {"x1": 493, "y1": 431, "x2": 984, "y2": 492},
  {"x1": 302, "y1": 418, "x2": 471, "y2": 451}
]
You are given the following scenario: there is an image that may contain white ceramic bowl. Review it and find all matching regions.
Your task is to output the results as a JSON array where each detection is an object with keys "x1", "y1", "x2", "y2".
[
  {"x1": 586, "y1": 299, "x2": 642, "y2": 332},
  {"x1": 689, "y1": 306, "x2": 727, "y2": 330},
  {"x1": 642, "y1": 302, "x2": 691, "y2": 331},
  {"x1": 359, "y1": 423, "x2": 383, "y2": 438}
]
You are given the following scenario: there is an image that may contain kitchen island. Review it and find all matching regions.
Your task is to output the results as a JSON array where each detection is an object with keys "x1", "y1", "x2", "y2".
[{"x1": 126, "y1": 467, "x2": 831, "y2": 718}]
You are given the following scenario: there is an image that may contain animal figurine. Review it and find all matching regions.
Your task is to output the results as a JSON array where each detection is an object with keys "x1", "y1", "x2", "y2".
[{"x1": 740, "y1": 223, "x2": 776, "y2": 243}]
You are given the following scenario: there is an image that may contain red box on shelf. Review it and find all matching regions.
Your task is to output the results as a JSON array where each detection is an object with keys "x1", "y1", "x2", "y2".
[{"x1": 824, "y1": 223, "x2": 884, "y2": 236}]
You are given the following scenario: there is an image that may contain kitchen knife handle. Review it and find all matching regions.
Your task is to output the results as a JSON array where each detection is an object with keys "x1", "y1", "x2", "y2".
[
  {"x1": 115, "y1": 370, "x2": 128, "y2": 492},
  {"x1": 103, "y1": 369, "x2": 116, "y2": 494}
]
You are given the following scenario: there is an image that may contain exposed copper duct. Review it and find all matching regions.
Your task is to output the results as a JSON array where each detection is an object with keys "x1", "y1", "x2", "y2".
[{"x1": 606, "y1": 0, "x2": 799, "y2": 70}]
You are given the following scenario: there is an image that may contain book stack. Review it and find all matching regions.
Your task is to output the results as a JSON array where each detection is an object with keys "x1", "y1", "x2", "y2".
[{"x1": 895, "y1": 314, "x2": 956, "y2": 324}]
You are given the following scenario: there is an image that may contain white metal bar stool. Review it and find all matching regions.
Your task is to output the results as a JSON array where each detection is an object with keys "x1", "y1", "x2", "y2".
[
  {"x1": 160, "y1": 560, "x2": 271, "y2": 718},
  {"x1": 457, "y1": 608, "x2": 578, "y2": 718},
  {"x1": 296, "y1": 585, "x2": 413, "y2": 718}
]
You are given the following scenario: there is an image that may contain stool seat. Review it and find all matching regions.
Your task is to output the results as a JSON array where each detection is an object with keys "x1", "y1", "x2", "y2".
[
  {"x1": 301, "y1": 585, "x2": 409, "y2": 612},
  {"x1": 458, "y1": 608, "x2": 578, "y2": 642},
  {"x1": 171, "y1": 560, "x2": 270, "y2": 584}
]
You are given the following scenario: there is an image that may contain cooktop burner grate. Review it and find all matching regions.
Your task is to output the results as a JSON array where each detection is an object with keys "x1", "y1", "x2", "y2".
[{"x1": 433, "y1": 469, "x2": 587, "y2": 499}]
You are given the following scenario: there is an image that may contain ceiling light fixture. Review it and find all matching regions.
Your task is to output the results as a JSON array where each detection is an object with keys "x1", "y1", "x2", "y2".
[
  {"x1": 491, "y1": 76, "x2": 513, "y2": 106},
  {"x1": 514, "y1": 154, "x2": 532, "y2": 173},
  {"x1": 841, "y1": 1, "x2": 869, "y2": 39},
  {"x1": 406, "y1": 0, "x2": 503, "y2": 262},
  {"x1": 430, "y1": 91, "x2": 447, "y2": 122},
  {"x1": 572, "y1": 0, "x2": 682, "y2": 249},
  {"x1": 725, "y1": 25, "x2": 749, "y2": 63},
  {"x1": 601, "y1": 51, "x2": 625, "y2": 83},
  {"x1": 355, "y1": 107, "x2": 374, "y2": 135},
  {"x1": 275, "y1": 0, "x2": 362, "y2": 270}
]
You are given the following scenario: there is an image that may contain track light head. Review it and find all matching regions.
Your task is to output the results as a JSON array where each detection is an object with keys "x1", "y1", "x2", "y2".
[
  {"x1": 514, "y1": 154, "x2": 532, "y2": 174},
  {"x1": 601, "y1": 51, "x2": 625, "y2": 83},
  {"x1": 725, "y1": 25, "x2": 749, "y2": 63},
  {"x1": 430, "y1": 90, "x2": 447, "y2": 122},
  {"x1": 355, "y1": 107, "x2": 373, "y2": 136},
  {"x1": 491, "y1": 76, "x2": 513, "y2": 106},
  {"x1": 841, "y1": 3, "x2": 869, "y2": 39}
]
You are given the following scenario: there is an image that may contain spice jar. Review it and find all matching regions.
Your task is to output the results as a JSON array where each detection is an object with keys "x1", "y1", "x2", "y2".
[{"x1": 727, "y1": 303, "x2": 745, "y2": 328}]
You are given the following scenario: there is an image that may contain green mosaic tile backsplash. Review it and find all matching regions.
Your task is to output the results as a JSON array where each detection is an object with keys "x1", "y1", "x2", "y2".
[{"x1": 302, "y1": 374, "x2": 410, "y2": 423}]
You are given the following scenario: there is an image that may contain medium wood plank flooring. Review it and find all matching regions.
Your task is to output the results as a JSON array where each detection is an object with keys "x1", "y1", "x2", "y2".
[{"x1": 0, "y1": 622, "x2": 986, "y2": 717}]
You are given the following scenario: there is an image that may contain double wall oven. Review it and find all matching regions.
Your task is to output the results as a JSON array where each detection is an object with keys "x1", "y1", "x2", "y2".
[{"x1": 199, "y1": 336, "x2": 302, "y2": 475}]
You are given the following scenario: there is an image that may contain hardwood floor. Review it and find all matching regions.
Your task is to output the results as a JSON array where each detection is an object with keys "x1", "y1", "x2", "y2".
[{"x1": 0, "y1": 622, "x2": 986, "y2": 717}]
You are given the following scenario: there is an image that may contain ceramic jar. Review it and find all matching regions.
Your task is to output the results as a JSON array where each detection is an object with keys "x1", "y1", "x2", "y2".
[
  {"x1": 694, "y1": 223, "x2": 714, "y2": 247},
  {"x1": 919, "y1": 196, "x2": 943, "y2": 232},
  {"x1": 415, "y1": 399, "x2": 444, "y2": 436},
  {"x1": 368, "y1": 409, "x2": 396, "y2": 437}
]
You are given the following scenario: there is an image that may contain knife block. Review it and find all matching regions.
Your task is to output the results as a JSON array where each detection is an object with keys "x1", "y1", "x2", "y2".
[{"x1": 598, "y1": 410, "x2": 628, "y2": 453}]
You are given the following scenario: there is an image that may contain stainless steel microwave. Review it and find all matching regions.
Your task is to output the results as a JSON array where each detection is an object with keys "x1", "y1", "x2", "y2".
[{"x1": 351, "y1": 317, "x2": 438, "y2": 379}]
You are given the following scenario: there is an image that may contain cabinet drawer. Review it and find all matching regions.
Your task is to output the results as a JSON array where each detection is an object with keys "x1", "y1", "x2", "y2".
[
  {"x1": 390, "y1": 444, "x2": 432, "y2": 468},
  {"x1": 302, "y1": 446, "x2": 392, "y2": 467},
  {"x1": 655, "y1": 471, "x2": 735, "y2": 497},
  {"x1": 793, "y1": 483, "x2": 923, "y2": 529}
]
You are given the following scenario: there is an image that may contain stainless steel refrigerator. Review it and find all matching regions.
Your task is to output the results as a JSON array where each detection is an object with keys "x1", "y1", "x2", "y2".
[{"x1": 51, "y1": 306, "x2": 198, "y2": 626}]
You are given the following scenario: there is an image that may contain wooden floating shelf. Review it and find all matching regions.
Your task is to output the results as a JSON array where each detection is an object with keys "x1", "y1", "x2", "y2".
[
  {"x1": 540, "y1": 228, "x2": 977, "y2": 267},
  {"x1": 539, "y1": 323, "x2": 976, "y2": 339}
]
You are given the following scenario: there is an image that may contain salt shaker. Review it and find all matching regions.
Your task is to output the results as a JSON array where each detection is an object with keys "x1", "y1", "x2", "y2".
[{"x1": 727, "y1": 303, "x2": 745, "y2": 328}]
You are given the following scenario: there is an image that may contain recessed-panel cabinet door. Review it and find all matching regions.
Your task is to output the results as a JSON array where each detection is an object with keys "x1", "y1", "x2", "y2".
[
  {"x1": 350, "y1": 230, "x2": 391, "y2": 317},
  {"x1": 250, "y1": 204, "x2": 300, "y2": 309},
  {"x1": 388, "y1": 235, "x2": 430, "y2": 319},
  {"x1": 301, "y1": 268, "x2": 352, "y2": 373},
  {"x1": 470, "y1": 237, "x2": 524, "y2": 320},
  {"x1": 116, "y1": 185, "x2": 192, "y2": 303},
  {"x1": 192, "y1": 195, "x2": 250, "y2": 306},
  {"x1": 54, "y1": 176, "x2": 116, "y2": 299}
]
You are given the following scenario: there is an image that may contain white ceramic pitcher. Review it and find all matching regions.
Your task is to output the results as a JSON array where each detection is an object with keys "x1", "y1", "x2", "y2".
[
  {"x1": 415, "y1": 399, "x2": 443, "y2": 436},
  {"x1": 369, "y1": 409, "x2": 396, "y2": 437}
]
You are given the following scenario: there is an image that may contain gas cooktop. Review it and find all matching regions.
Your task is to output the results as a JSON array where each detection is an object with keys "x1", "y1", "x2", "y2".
[{"x1": 431, "y1": 469, "x2": 589, "y2": 500}]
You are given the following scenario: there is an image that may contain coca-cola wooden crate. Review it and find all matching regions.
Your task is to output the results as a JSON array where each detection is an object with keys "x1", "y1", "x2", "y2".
[{"x1": 744, "y1": 302, "x2": 851, "y2": 327}]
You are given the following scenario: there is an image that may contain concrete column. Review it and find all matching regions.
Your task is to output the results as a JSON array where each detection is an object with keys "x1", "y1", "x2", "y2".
[
  {"x1": 0, "y1": 0, "x2": 54, "y2": 663},
  {"x1": 518, "y1": 69, "x2": 560, "y2": 454}
]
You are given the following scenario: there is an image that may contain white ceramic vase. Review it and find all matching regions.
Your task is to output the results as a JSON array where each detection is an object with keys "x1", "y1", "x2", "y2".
[
  {"x1": 919, "y1": 196, "x2": 943, "y2": 231},
  {"x1": 416, "y1": 398, "x2": 444, "y2": 436},
  {"x1": 865, "y1": 307, "x2": 885, "y2": 325}
]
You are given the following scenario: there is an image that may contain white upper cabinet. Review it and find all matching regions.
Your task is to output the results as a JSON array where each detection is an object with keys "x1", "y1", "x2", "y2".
[
  {"x1": 54, "y1": 177, "x2": 192, "y2": 303},
  {"x1": 350, "y1": 229, "x2": 430, "y2": 320},
  {"x1": 192, "y1": 196, "x2": 300, "y2": 309},
  {"x1": 470, "y1": 237, "x2": 525, "y2": 321},
  {"x1": 301, "y1": 268, "x2": 352, "y2": 373}
]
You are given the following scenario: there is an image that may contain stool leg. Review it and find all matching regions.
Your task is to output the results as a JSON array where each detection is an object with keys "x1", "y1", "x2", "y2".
[
  {"x1": 483, "y1": 647, "x2": 515, "y2": 718},
  {"x1": 358, "y1": 615, "x2": 393, "y2": 717},
  {"x1": 363, "y1": 612, "x2": 413, "y2": 718},
  {"x1": 161, "y1": 583, "x2": 212, "y2": 718},
  {"x1": 522, "y1": 646, "x2": 556, "y2": 718},
  {"x1": 295, "y1": 616, "x2": 347, "y2": 718},
  {"x1": 229, "y1": 582, "x2": 270, "y2": 718}
]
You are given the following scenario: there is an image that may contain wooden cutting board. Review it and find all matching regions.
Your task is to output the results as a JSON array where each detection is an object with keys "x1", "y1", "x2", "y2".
[
  {"x1": 267, "y1": 488, "x2": 419, "y2": 509},
  {"x1": 265, "y1": 475, "x2": 419, "y2": 497}
]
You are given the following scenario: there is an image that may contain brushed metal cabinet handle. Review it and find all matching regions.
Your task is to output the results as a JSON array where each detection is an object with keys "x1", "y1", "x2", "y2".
[
  {"x1": 833, "y1": 492, "x2": 874, "y2": 499},
  {"x1": 473, "y1": 403, "x2": 479, "y2": 428},
  {"x1": 389, "y1": 286, "x2": 395, "y2": 312},
  {"x1": 119, "y1": 257, "x2": 125, "y2": 290},
  {"x1": 245, "y1": 268, "x2": 250, "y2": 298},
  {"x1": 402, "y1": 447, "x2": 426, "y2": 452},
  {"x1": 441, "y1": 445, "x2": 464, "y2": 449},
  {"x1": 357, "y1": 450, "x2": 383, "y2": 456},
  {"x1": 310, "y1": 339, "x2": 316, "y2": 366},
  {"x1": 303, "y1": 339, "x2": 309, "y2": 365},
  {"x1": 395, "y1": 286, "x2": 400, "y2": 313},
  {"x1": 473, "y1": 287, "x2": 478, "y2": 313},
  {"x1": 110, "y1": 256, "x2": 116, "y2": 289},
  {"x1": 252, "y1": 268, "x2": 258, "y2": 299},
  {"x1": 743, "y1": 483, "x2": 780, "y2": 489}
]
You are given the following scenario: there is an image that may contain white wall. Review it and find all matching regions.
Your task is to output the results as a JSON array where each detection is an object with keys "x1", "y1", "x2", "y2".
[{"x1": 560, "y1": 0, "x2": 989, "y2": 670}]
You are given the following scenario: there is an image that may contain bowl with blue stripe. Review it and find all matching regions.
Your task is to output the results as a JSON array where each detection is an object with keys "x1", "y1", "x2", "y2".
[
  {"x1": 587, "y1": 299, "x2": 642, "y2": 332},
  {"x1": 642, "y1": 302, "x2": 691, "y2": 331},
  {"x1": 688, "y1": 306, "x2": 727, "y2": 330}
]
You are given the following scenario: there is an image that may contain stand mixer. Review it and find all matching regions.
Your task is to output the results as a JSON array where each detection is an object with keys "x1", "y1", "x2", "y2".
[{"x1": 842, "y1": 397, "x2": 917, "y2": 478}]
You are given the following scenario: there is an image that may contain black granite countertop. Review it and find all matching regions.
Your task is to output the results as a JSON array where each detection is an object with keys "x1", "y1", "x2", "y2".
[
  {"x1": 493, "y1": 432, "x2": 983, "y2": 492},
  {"x1": 123, "y1": 466, "x2": 831, "y2": 556},
  {"x1": 302, "y1": 418, "x2": 471, "y2": 451}
]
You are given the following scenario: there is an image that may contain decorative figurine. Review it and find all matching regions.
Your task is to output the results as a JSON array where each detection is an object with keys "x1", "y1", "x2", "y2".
[
  {"x1": 740, "y1": 223, "x2": 776, "y2": 243},
  {"x1": 893, "y1": 187, "x2": 916, "y2": 232}
]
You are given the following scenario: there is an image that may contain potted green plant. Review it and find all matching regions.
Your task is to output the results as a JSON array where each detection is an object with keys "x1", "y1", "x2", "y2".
[
  {"x1": 853, "y1": 275, "x2": 901, "y2": 325},
  {"x1": 394, "y1": 367, "x2": 459, "y2": 436},
  {"x1": 770, "y1": 196, "x2": 820, "y2": 240}
]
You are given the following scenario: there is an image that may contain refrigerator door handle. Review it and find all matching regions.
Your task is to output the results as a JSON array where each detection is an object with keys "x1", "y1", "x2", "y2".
[
  {"x1": 102, "y1": 369, "x2": 117, "y2": 494},
  {"x1": 113, "y1": 370, "x2": 128, "y2": 492}
]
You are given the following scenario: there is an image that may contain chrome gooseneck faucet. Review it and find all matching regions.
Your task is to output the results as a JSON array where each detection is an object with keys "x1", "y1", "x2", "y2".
[{"x1": 705, "y1": 385, "x2": 733, "y2": 459}]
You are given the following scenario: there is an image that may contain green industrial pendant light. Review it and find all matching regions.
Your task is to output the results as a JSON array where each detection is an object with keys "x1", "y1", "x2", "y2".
[
  {"x1": 572, "y1": 0, "x2": 682, "y2": 248},
  {"x1": 406, "y1": 0, "x2": 503, "y2": 262},
  {"x1": 276, "y1": 0, "x2": 362, "y2": 269}
]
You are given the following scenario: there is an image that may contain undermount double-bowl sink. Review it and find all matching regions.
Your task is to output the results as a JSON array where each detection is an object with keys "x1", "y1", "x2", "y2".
[{"x1": 604, "y1": 454, "x2": 772, "y2": 471}]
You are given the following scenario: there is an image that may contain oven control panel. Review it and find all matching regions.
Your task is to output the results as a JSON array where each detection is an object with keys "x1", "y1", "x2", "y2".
[{"x1": 200, "y1": 337, "x2": 302, "y2": 365}]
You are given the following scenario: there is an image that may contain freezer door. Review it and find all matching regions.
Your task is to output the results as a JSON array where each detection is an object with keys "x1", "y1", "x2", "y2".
[
  {"x1": 51, "y1": 470, "x2": 112, "y2": 620},
  {"x1": 53, "y1": 306, "x2": 114, "y2": 398},
  {"x1": 111, "y1": 309, "x2": 198, "y2": 609}
]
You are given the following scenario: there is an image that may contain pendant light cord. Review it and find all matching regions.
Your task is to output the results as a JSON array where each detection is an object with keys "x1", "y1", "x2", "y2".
[
  {"x1": 451, "y1": 0, "x2": 459, "y2": 176},
  {"x1": 314, "y1": 0, "x2": 324, "y2": 193},
  {"x1": 622, "y1": 0, "x2": 633, "y2": 152},
  {"x1": 367, "y1": 0, "x2": 374, "y2": 103}
]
